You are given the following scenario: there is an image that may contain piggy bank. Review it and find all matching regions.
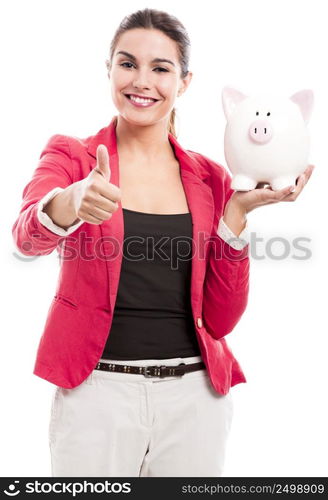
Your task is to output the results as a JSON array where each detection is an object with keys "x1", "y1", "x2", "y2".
[{"x1": 222, "y1": 86, "x2": 314, "y2": 191}]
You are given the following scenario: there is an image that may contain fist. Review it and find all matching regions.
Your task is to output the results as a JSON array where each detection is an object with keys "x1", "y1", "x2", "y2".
[{"x1": 72, "y1": 144, "x2": 121, "y2": 225}]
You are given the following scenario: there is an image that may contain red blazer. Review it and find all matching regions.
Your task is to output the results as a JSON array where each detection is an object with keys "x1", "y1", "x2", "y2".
[{"x1": 12, "y1": 115, "x2": 250, "y2": 395}]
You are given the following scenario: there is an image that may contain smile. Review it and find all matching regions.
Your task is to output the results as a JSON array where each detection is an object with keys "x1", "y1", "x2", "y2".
[{"x1": 124, "y1": 94, "x2": 159, "y2": 108}]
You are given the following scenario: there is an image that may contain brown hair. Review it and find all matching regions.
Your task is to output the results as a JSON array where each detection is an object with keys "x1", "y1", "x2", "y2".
[{"x1": 105, "y1": 8, "x2": 191, "y2": 138}]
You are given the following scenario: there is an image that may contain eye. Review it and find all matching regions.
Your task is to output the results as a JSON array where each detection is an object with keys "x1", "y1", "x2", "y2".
[
  {"x1": 119, "y1": 62, "x2": 135, "y2": 69},
  {"x1": 154, "y1": 67, "x2": 169, "y2": 72},
  {"x1": 267, "y1": 112, "x2": 271, "y2": 116},
  {"x1": 256, "y1": 111, "x2": 259, "y2": 116}
]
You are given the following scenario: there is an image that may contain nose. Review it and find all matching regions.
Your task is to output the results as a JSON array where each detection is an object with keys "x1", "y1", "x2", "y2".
[
  {"x1": 249, "y1": 120, "x2": 273, "y2": 144},
  {"x1": 133, "y1": 68, "x2": 152, "y2": 90}
]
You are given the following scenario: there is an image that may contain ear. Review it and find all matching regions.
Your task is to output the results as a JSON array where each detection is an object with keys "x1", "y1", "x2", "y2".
[
  {"x1": 222, "y1": 86, "x2": 248, "y2": 120},
  {"x1": 289, "y1": 89, "x2": 314, "y2": 124},
  {"x1": 105, "y1": 58, "x2": 111, "y2": 79},
  {"x1": 179, "y1": 71, "x2": 193, "y2": 95}
]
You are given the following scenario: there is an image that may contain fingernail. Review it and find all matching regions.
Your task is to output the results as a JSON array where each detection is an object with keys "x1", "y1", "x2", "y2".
[{"x1": 289, "y1": 186, "x2": 295, "y2": 193}]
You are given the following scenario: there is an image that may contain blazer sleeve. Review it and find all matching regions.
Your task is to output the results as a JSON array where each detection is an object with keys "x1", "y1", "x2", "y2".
[
  {"x1": 37, "y1": 186, "x2": 84, "y2": 236},
  {"x1": 217, "y1": 215, "x2": 250, "y2": 250},
  {"x1": 12, "y1": 134, "x2": 82, "y2": 256},
  {"x1": 202, "y1": 159, "x2": 250, "y2": 340}
]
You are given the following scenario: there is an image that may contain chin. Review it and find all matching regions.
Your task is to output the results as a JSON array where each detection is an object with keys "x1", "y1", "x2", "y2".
[{"x1": 119, "y1": 111, "x2": 162, "y2": 126}]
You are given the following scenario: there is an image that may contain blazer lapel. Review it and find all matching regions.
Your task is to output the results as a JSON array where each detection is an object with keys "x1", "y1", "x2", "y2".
[
  {"x1": 169, "y1": 134, "x2": 215, "y2": 313},
  {"x1": 87, "y1": 116, "x2": 215, "y2": 317}
]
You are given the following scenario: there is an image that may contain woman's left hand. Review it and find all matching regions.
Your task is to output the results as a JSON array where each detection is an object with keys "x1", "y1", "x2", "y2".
[{"x1": 223, "y1": 164, "x2": 315, "y2": 237}]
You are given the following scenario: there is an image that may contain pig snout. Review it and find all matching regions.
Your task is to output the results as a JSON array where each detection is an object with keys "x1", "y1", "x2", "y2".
[{"x1": 248, "y1": 120, "x2": 273, "y2": 144}]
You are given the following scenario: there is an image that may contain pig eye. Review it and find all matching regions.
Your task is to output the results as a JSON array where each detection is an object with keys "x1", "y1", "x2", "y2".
[
  {"x1": 267, "y1": 112, "x2": 271, "y2": 116},
  {"x1": 256, "y1": 111, "x2": 259, "y2": 116}
]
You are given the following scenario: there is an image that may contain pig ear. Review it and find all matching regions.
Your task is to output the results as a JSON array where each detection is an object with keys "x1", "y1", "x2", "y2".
[
  {"x1": 222, "y1": 86, "x2": 248, "y2": 119},
  {"x1": 289, "y1": 89, "x2": 314, "y2": 124}
]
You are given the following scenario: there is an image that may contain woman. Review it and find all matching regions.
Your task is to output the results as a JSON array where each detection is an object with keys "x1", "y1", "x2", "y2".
[{"x1": 12, "y1": 8, "x2": 314, "y2": 477}]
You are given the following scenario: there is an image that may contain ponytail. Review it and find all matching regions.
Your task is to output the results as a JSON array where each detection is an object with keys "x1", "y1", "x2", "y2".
[{"x1": 168, "y1": 108, "x2": 177, "y2": 138}]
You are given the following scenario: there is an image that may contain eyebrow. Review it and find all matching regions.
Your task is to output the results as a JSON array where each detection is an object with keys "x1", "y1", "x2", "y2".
[{"x1": 115, "y1": 50, "x2": 176, "y2": 67}]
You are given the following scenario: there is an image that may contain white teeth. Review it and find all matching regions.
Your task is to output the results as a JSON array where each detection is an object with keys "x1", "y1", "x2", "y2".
[{"x1": 129, "y1": 95, "x2": 156, "y2": 104}]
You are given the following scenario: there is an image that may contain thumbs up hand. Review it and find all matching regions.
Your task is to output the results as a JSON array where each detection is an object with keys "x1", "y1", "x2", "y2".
[
  {"x1": 93, "y1": 144, "x2": 111, "y2": 182},
  {"x1": 72, "y1": 144, "x2": 122, "y2": 225}
]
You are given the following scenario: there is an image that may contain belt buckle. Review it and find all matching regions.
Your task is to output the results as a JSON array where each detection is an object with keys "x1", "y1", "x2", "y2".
[
  {"x1": 142, "y1": 365, "x2": 167, "y2": 378},
  {"x1": 143, "y1": 365, "x2": 155, "y2": 378},
  {"x1": 143, "y1": 362, "x2": 187, "y2": 378}
]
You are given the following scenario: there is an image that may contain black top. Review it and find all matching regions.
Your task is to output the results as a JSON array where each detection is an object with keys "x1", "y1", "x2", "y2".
[{"x1": 101, "y1": 207, "x2": 201, "y2": 360}]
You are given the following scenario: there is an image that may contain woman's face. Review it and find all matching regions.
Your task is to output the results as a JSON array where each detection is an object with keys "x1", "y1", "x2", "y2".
[{"x1": 108, "y1": 28, "x2": 192, "y2": 127}]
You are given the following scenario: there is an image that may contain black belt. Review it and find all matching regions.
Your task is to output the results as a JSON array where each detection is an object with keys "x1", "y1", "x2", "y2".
[{"x1": 95, "y1": 361, "x2": 206, "y2": 378}]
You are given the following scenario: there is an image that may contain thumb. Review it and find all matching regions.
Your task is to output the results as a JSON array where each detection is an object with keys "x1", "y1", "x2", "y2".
[{"x1": 95, "y1": 144, "x2": 111, "y2": 182}]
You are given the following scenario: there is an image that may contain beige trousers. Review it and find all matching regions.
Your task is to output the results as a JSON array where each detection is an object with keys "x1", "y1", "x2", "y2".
[{"x1": 49, "y1": 355, "x2": 233, "y2": 477}]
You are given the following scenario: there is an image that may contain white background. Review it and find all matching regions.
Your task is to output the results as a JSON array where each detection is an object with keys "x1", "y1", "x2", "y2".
[{"x1": 1, "y1": 0, "x2": 327, "y2": 477}]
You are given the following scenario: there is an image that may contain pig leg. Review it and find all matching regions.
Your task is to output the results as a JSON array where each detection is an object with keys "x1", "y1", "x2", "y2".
[
  {"x1": 231, "y1": 174, "x2": 257, "y2": 191},
  {"x1": 270, "y1": 176, "x2": 296, "y2": 191}
]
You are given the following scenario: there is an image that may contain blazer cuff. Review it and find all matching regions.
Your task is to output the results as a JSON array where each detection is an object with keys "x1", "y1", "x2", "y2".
[
  {"x1": 217, "y1": 215, "x2": 250, "y2": 250},
  {"x1": 37, "y1": 187, "x2": 84, "y2": 236}
]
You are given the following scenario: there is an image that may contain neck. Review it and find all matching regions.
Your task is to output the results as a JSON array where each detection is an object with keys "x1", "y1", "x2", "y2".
[{"x1": 115, "y1": 115, "x2": 173, "y2": 162}]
